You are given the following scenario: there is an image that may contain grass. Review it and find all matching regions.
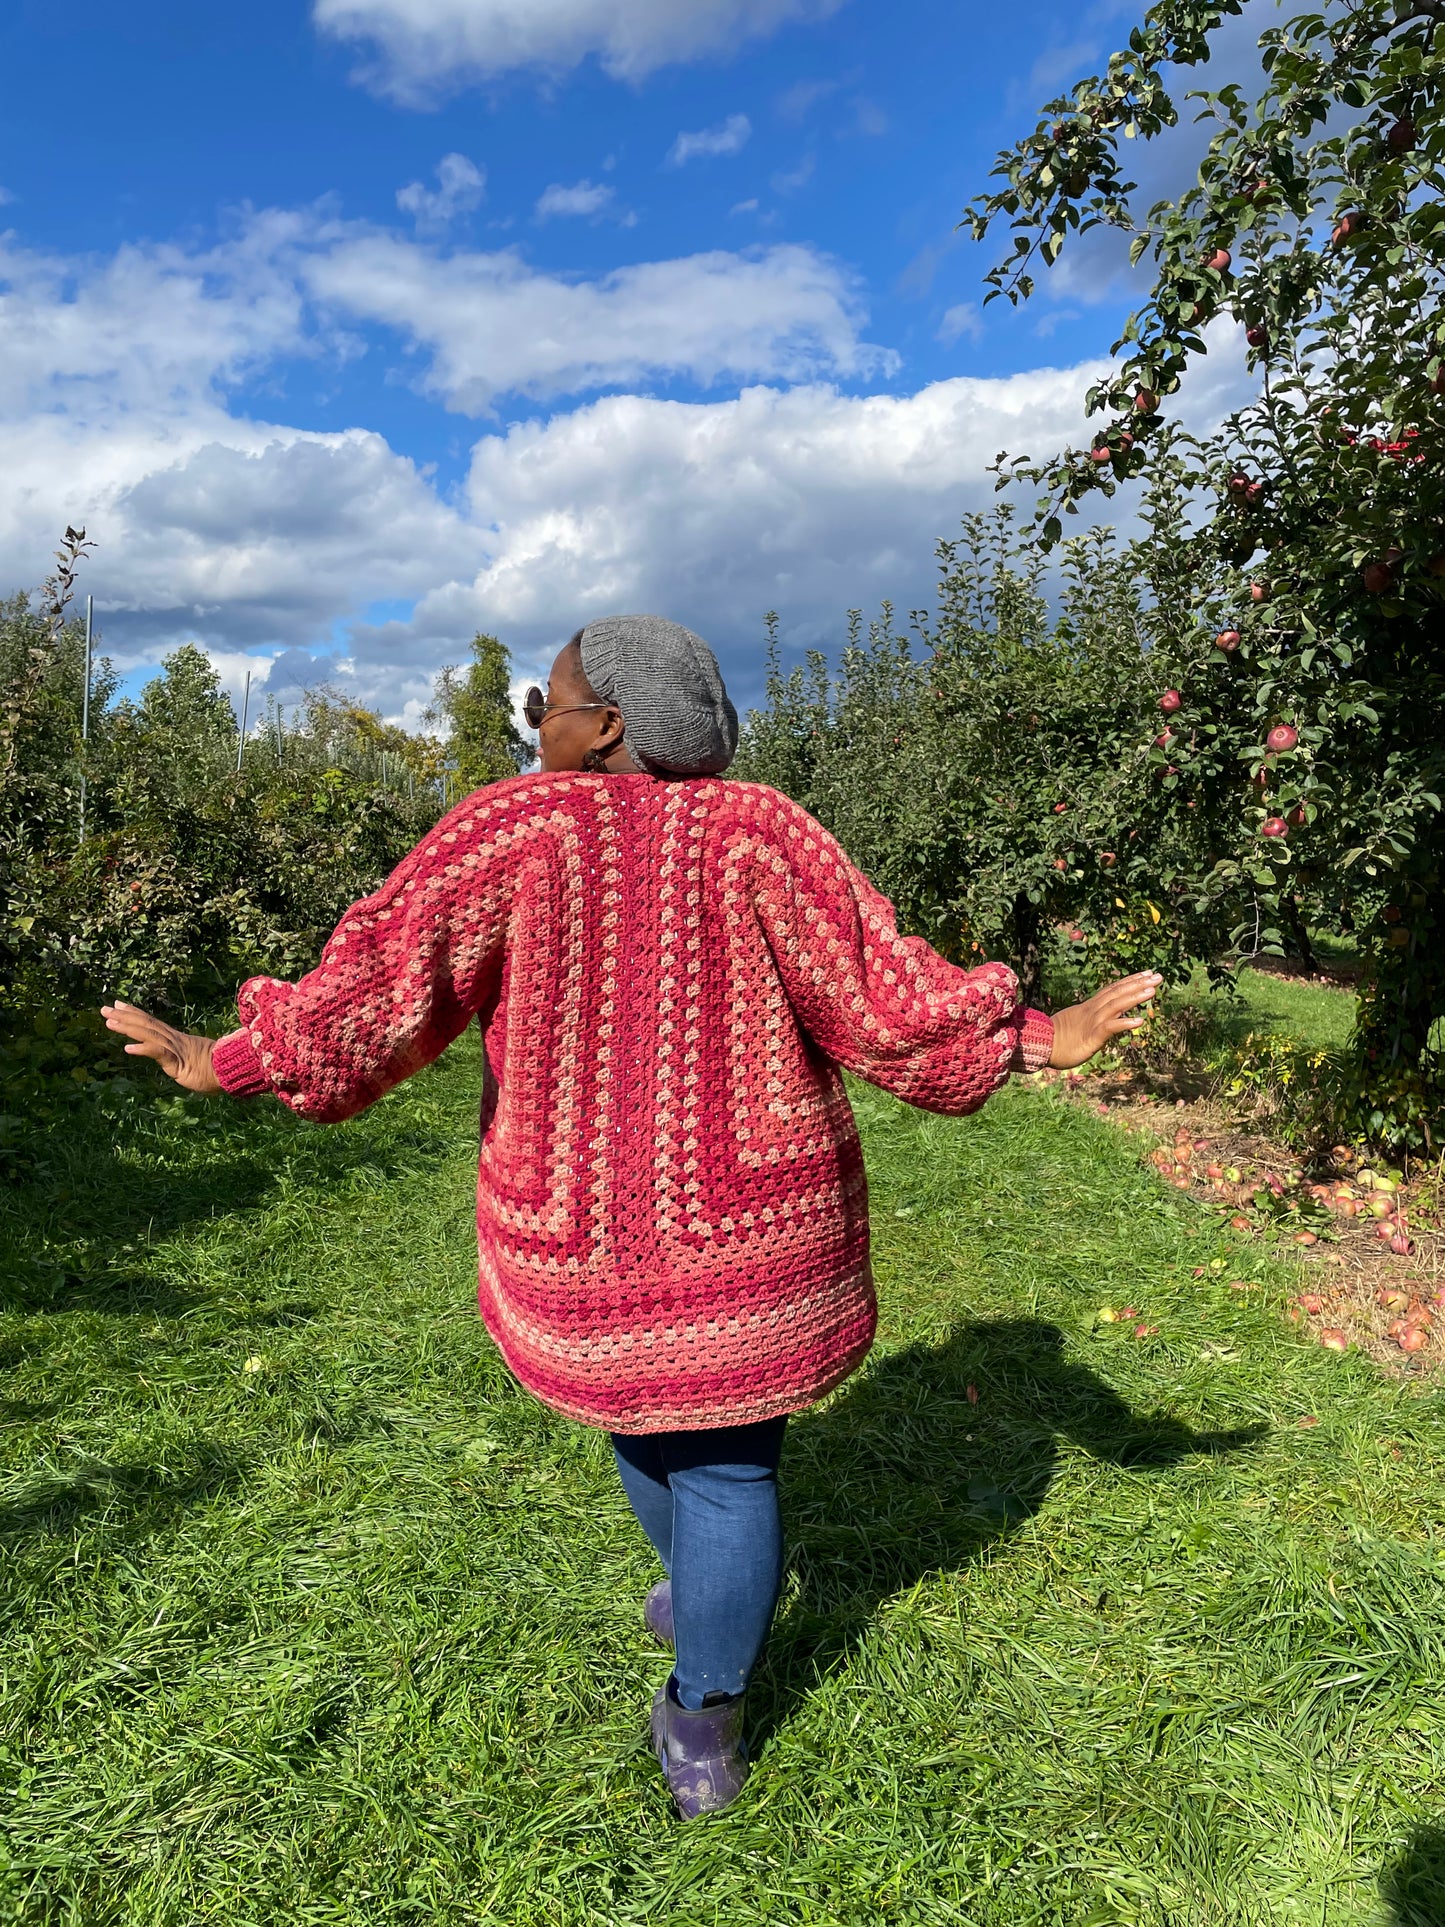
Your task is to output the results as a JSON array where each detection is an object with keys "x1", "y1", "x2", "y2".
[
  {"x1": 1161, "y1": 964, "x2": 1357, "y2": 1056},
  {"x1": 1233, "y1": 967, "x2": 1357, "y2": 1051},
  {"x1": 4, "y1": 1039, "x2": 1445, "y2": 1926}
]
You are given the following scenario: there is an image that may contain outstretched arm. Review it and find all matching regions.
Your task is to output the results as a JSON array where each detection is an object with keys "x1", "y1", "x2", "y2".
[
  {"x1": 100, "y1": 1003, "x2": 223, "y2": 1092},
  {"x1": 100, "y1": 777, "x2": 543, "y2": 1122},
  {"x1": 1048, "y1": 972, "x2": 1162, "y2": 1069},
  {"x1": 744, "y1": 788, "x2": 1159, "y2": 1111}
]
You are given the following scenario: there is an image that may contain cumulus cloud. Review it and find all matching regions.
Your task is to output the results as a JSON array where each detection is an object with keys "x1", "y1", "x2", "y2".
[
  {"x1": 937, "y1": 302, "x2": 983, "y2": 346},
  {"x1": 312, "y1": 0, "x2": 845, "y2": 99},
  {"x1": 380, "y1": 367, "x2": 1121, "y2": 703},
  {"x1": 303, "y1": 233, "x2": 890, "y2": 412},
  {"x1": 0, "y1": 203, "x2": 1257, "y2": 726},
  {"x1": 396, "y1": 152, "x2": 486, "y2": 227},
  {"x1": 667, "y1": 114, "x2": 752, "y2": 166},
  {"x1": 534, "y1": 178, "x2": 620, "y2": 220}
]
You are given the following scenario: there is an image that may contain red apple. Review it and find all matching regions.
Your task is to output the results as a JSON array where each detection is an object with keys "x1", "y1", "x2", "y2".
[
  {"x1": 1068, "y1": 927, "x2": 1086, "y2": 943},
  {"x1": 1287, "y1": 805, "x2": 1307, "y2": 828},
  {"x1": 1391, "y1": 1233, "x2": 1414, "y2": 1257},
  {"x1": 1332, "y1": 211, "x2": 1364, "y2": 245},
  {"x1": 1299, "y1": 1293, "x2": 1324, "y2": 1313},
  {"x1": 1245, "y1": 324, "x2": 1269, "y2": 350},
  {"x1": 1266, "y1": 724, "x2": 1298, "y2": 753},
  {"x1": 1099, "y1": 851, "x2": 1117, "y2": 867},
  {"x1": 1386, "y1": 115, "x2": 1416, "y2": 152},
  {"x1": 1249, "y1": 581, "x2": 1270, "y2": 603},
  {"x1": 1245, "y1": 480, "x2": 1266, "y2": 506},
  {"x1": 1383, "y1": 904, "x2": 1402, "y2": 922},
  {"x1": 1135, "y1": 388, "x2": 1159, "y2": 414},
  {"x1": 1215, "y1": 629, "x2": 1242, "y2": 652},
  {"x1": 1399, "y1": 1324, "x2": 1429, "y2": 1353},
  {"x1": 1052, "y1": 857, "x2": 1067, "y2": 871},
  {"x1": 1090, "y1": 446, "x2": 1113, "y2": 464},
  {"x1": 1053, "y1": 802, "x2": 1068, "y2": 813},
  {"x1": 1227, "y1": 471, "x2": 1250, "y2": 496},
  {"x1": 1319, "y1": 1328, "x2": 1349, "y2": 1351},
  {"x1": 1361, "y1": 560, "x2": 1395, "y2": 594},
  {"x1": 1154, "y1": 728, "x2": 1174, "y2": 748},
  {"x1": 1205, "y1": 247, "x2": 1232, "y2": 272},
  {"x1": 1159, "y1": 689, "x2": 1183, "y2": 713},
  {"x1": 1261, "y1": 816, "x2": 1289, "y2": 839}
]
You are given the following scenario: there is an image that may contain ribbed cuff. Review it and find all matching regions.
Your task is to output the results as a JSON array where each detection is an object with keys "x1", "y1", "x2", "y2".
[
  {"x1": 1011, "y1": 1007, "x2": 1055, "y2": 1074},
  {"x1": 211, "y1": 1027, "x2": 271, "y2": 1099}
]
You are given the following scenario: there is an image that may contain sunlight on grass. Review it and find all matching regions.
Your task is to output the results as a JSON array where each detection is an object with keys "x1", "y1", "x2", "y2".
[
  {"x1": 3, "y1": 1044, "x2": 1443, "y2": 1924},
  {"x1": 1235, "y1": 967, "x2": 1356, "y2": 1050}
]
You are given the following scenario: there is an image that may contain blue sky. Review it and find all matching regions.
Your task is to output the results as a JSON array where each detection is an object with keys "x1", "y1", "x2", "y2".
[{"x1": 0, "y1": 0, "x2": 1260, "y2": 722}]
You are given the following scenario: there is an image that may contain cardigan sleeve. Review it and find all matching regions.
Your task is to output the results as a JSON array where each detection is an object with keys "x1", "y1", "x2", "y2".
[
  {"x1": 210, "y1": 777, "x2": 541, "y2": 1123},
  {"x1": 744, "y1": 788, "x2": 1054, "y2": 1115}
]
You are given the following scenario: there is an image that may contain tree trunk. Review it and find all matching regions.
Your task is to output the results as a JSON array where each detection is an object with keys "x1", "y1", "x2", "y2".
[
  {"x1": 1012, "y1": 892, "x2": 1044, "y2": 1008},
  {"x1": 1281, "y1": 895, "x2": 1317, "y2": 974}
]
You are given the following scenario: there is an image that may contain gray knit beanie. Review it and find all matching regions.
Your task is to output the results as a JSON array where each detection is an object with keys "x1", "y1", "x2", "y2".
[{"x1": 578, "y1": 614, "x2": 739, "y2": 776}]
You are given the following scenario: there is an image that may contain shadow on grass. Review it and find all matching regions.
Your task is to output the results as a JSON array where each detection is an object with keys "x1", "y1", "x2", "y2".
[
  {"x1": 0, "y1": 1443, "x2": 243, "y2": 1543},
  {"x1": 1381, "y1": 1825, "x2": 1445, "y2": 1927},
  {"x1": 756, "y1": 1317, "x2": 1265, "y2": 1747},
  {"x1": 0, "y1": 1091, "x2": 463, "y2": 1318}
]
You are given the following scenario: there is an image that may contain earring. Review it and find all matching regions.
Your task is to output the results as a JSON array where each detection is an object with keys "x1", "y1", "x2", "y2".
[{"x1": 582, "y1": 748, "x2": 609, "y2": 773}]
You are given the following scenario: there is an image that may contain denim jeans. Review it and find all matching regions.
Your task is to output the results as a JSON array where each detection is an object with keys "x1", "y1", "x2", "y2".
[{"x1": 611, "y1": 1416, "x2": 787, "y2": 1711}]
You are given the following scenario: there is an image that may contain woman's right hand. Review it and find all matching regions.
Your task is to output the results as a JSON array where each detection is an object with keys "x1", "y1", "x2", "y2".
[
  {"x1": 100, "y1": 1001, "x2": 223, "y2": 1094},
  {"x1": 1048, "y1": 972, "x2": 1162, "y2": 1069}
]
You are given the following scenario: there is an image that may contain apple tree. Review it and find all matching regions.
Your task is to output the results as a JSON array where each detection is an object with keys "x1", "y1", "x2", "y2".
[
  {"x1": 736, "y1": 500, "x2": 1234, "y2": 1006},
  {"x1": 966, "y1": 0, "x2": 1445, "y2": 1148}
]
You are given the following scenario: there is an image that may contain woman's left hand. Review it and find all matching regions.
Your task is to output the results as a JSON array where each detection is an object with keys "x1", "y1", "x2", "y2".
[{"x1": 100, "y1": 1002, "x2": 223, "y2": 1094}]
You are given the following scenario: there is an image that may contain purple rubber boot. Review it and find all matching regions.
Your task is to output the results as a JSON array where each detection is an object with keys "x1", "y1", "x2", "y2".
[
  {"x1": 650, "y1": 1674, "x2": 750, "y2": 1818},
  {"x1": 643, "y1": 1578, "x2": 674, "y2": 1649}
]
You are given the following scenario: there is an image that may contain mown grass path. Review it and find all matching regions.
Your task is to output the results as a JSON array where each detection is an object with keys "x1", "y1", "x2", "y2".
[{"x1": 3, "y1": 1042, "x2": 1444, "y2": 1926}]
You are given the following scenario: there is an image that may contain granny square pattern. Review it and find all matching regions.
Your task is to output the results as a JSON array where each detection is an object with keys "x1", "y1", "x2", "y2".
[{"x1": 211, "y1": 773, "x2": 1053, "y2": 1431}]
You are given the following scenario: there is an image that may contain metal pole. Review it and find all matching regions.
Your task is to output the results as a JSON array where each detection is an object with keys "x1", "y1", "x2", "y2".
[
  {"x1": 236, "y1": 669, "x2": 251, "y2": 775},
  {"x1": 78, "y1": 595, "x2": 93, "y2": 842},
  {"x1": 275, "y1": 705, "x2": 283, "y2": 764}
]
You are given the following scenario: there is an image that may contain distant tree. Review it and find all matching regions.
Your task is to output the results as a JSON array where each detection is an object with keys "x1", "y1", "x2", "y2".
[
  {"x1": 428, "y1": 633, "x2": 529, "y2": 792},
  {"x1": 736, "y1": 503, "x2": 1230, "y2": 1007},
  {"x1": 135, "y1": 644, "x2": 236, "y2": 743}
]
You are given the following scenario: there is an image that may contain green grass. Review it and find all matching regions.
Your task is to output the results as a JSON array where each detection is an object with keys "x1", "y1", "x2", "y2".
[
  {"x1": 1232, "y1": 968, "x2": 1356, "y2": 1051},
  {"x1": 1156, "y1": 962, "x2": 1357, "y2": 1058},
  {"x1": 4, "y1": 1043, "x2": 1445, "y2": 1926}
]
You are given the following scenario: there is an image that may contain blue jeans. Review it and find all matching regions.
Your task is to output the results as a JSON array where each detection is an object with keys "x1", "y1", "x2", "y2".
[{"x1": 611, "y1": 1416, "x2": 787, "y2": 1711}]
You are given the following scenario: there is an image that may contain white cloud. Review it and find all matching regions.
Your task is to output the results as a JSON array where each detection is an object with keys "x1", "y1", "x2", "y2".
[
  {"x1": 771, "y1": 153, "x2": 816, "y2": 194},
  {"x1": 777, "y1": 76, "x2": 840, "y2": 122},
  {"x1": 303, "y1": 232, "x2": 890, "y2": 412},
  {"x1": 937, "y1": 302, "x2": 983, "y2": 347},
  {"x1": 0, "y1": 187, "x2": 15, "y2": 207},
  {"x1": 313, "y1": 0, "x2": 845, "y2": 99},
  {"x1": 667, "y1": 114, "x2": 753, "y2": 167},
  {"x1": 534, "y1": 178, "x2": 618, "y2": 220},
  {"x1": 730, "y1": 198, "x2": 760, "y2": 216},
  {"x1": 0, "y1": 206, "x2": 1256, "y2": 727},
  {"x1": 381, "y1": 368, "x2": 1119, "y2": 694},
  {"x1": 396, "y1": 152, "x2": 486, "y2": 226}
]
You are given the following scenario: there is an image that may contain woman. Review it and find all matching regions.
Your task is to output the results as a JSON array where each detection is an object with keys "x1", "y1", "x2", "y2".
[{"x1": 103, "y1": 614, "x2": 1160, "y2": 1819}]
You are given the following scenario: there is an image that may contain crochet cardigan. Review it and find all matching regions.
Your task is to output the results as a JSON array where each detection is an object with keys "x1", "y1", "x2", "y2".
[{"x1": 212, "y1": 772, "x2": 1054, "y2": 1432}]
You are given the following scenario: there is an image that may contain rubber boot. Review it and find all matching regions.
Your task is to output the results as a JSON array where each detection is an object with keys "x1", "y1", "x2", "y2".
[
  {"x1": 650, "y1": 1674, "x2": 749, "y2": 1818},
  {"x1": 643, "y1": 1578, "x2": 674, "y2": 1649}
]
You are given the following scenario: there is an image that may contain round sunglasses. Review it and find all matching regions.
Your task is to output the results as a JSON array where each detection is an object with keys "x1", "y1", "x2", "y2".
[{"x1": 522, "y1": 686, "x2": 611, "y2": 730}]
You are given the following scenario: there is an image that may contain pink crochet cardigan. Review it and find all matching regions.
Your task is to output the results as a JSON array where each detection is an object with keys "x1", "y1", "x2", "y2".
[{"x1": 212, "y1": 773, "x2": 1054, "y2": 1431}]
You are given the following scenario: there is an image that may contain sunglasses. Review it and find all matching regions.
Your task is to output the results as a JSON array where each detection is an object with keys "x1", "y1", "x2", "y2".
[{"x1": 522, "y1": 686, "x2": 611, "y2": 730}]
